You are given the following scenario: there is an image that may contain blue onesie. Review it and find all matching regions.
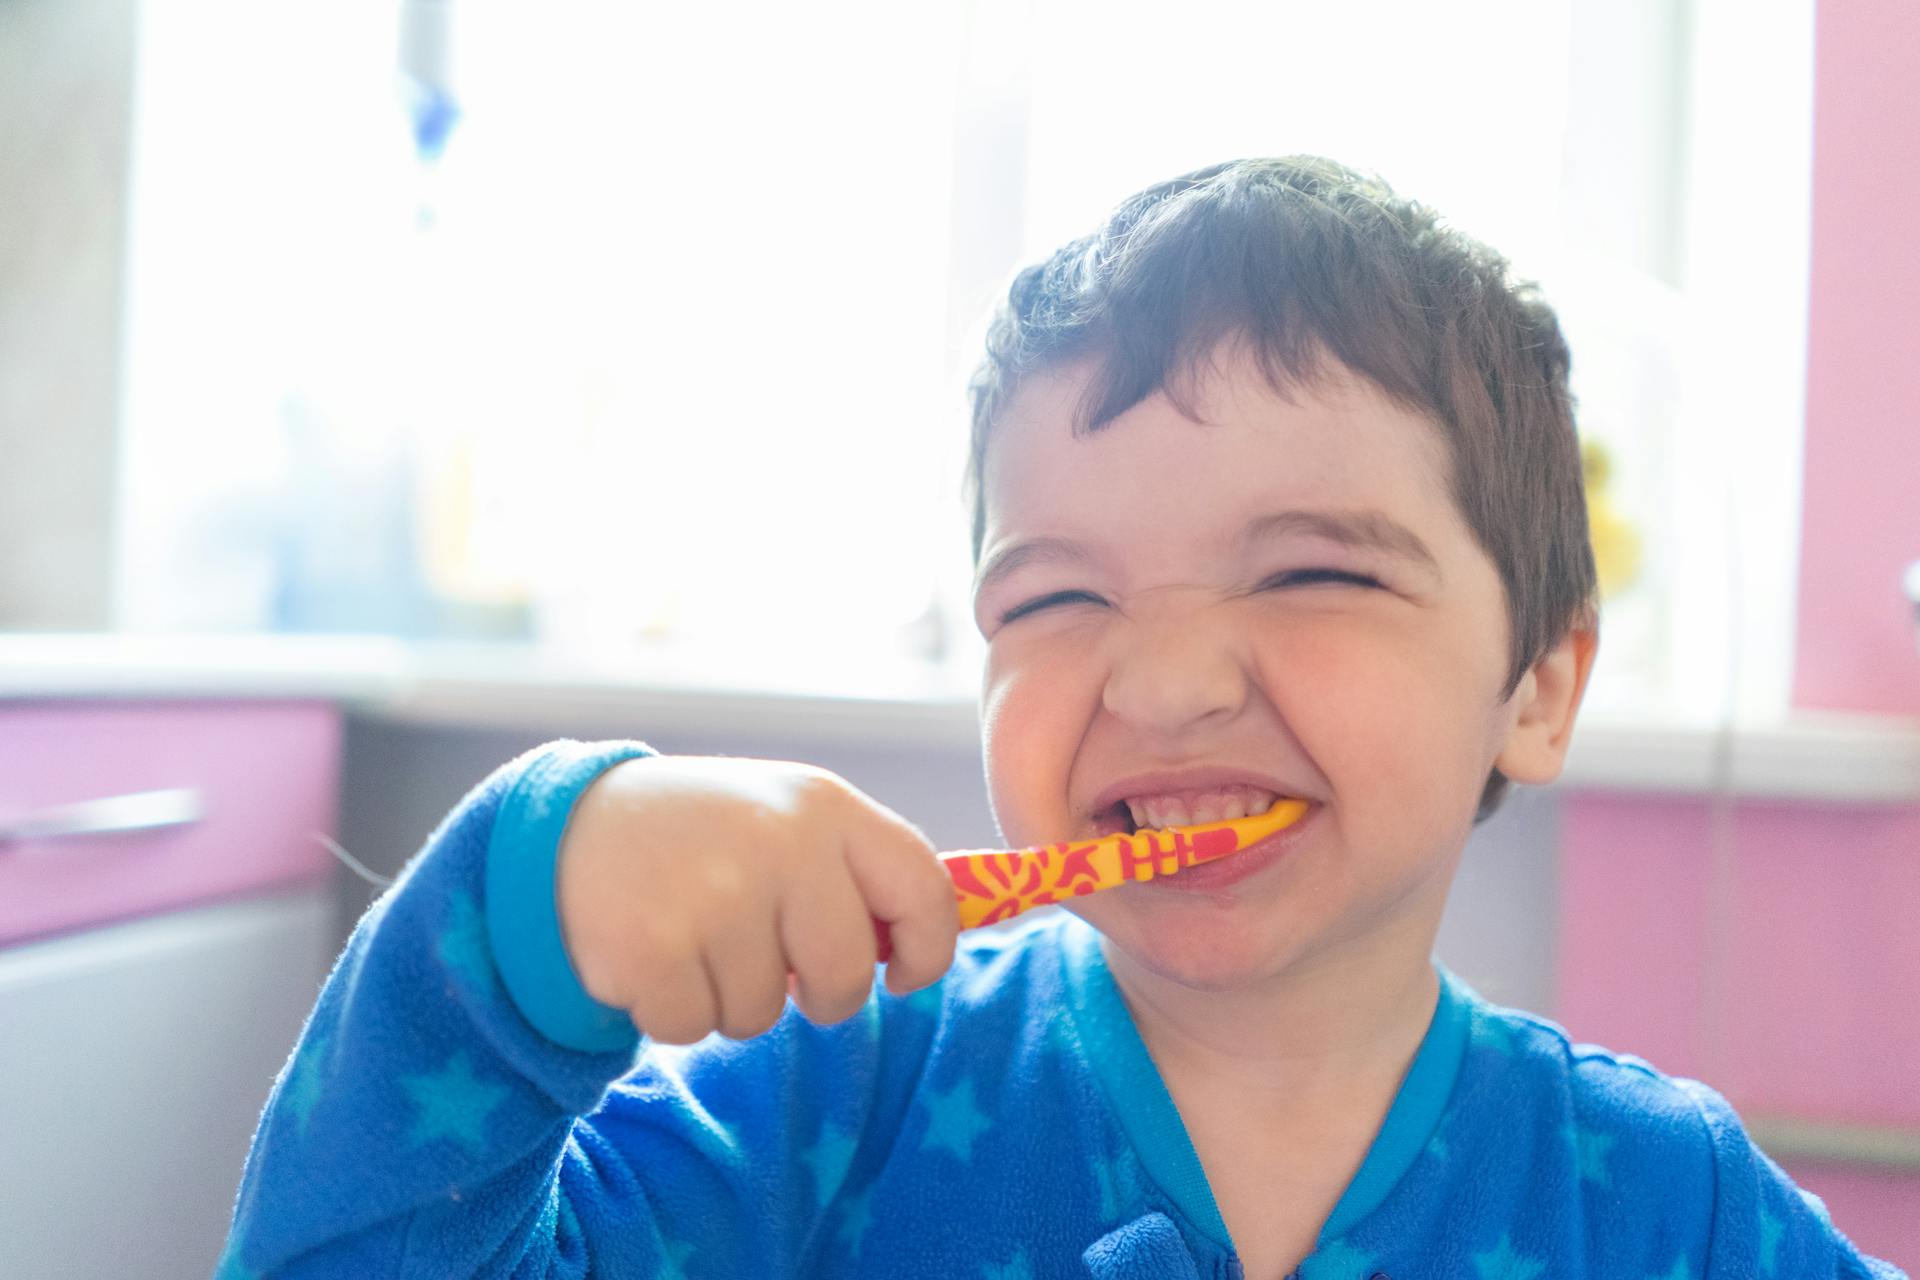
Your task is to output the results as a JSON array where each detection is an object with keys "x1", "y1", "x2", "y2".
[{"x1": 218, "y1": 741, "x2": 1906, "y2": 1278}]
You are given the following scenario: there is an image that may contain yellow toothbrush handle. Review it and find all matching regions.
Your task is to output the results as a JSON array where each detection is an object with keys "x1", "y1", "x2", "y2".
[{"x1": 872, "y1": 802, "x2": 1307, "y2": 959}]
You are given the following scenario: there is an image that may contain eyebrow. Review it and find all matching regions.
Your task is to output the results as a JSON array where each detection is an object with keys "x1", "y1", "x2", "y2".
[
  {"x1": 974, "y1": 508, "x2": 1440, "y2": 598},
  {"x1": 973, "y1": 536, "x2": 1100, "y2": 598},
  {"x1": 1243, "y1": 509, "x2": 1440, "y2": 574}
]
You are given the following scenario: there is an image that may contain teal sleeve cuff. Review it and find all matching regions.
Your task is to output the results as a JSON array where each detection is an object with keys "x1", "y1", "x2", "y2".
[{"x1": 485, "y1": 740, "x2": 655, "y2": 1053}]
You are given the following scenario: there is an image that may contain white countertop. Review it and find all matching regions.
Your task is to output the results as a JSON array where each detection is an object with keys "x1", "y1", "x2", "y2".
[{"x1": 4, "y1": 633, "x2": 1918, "y2": 803}]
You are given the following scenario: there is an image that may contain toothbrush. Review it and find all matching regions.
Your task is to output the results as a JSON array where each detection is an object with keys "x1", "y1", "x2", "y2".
[{"x1": 873, "y1": 800, "x2": 1309, "y2": 960}]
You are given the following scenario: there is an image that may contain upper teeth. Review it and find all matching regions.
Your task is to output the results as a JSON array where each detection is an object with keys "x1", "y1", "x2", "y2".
[{"x1": 1124, "y1": 786, "x2": 1278, "y2": 831}]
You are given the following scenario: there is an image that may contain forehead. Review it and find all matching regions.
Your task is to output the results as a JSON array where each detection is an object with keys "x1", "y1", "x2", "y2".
[{"x1": 979, "y1": 347, "x2": 1459, "y2": 565}]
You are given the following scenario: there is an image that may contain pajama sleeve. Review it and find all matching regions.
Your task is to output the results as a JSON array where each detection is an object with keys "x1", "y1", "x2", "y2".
[
  {"x1": 1680, "y1": 1080, "x2": 1910, "y2": 1279},
  {"x1": 217, "y1": 741, "x2": 920, "y2": 1279}
]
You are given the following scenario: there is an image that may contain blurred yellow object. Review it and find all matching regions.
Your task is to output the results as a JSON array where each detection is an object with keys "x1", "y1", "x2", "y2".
[
  {"x1": 418, "y1": 432, "x2": 531, "y2": 606},
  {"x1": 1582, "y1": 439, "x2": 1642, "y2": 600}
]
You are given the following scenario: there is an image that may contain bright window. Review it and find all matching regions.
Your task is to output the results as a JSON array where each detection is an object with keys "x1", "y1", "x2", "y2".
[{"x1": 116, "y1": 0, "x2": 1811, "y2": 719}]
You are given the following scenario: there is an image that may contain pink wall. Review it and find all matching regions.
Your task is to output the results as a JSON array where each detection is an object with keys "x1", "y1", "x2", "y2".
[
  {"x1": 1558, "y1": 795, "x2": 1920, "y2": 1266},
  {"x1": 1556, "y1": 0, "x2": 1920, "y2": 1267},
  {"x1": 1793, "y1": 0, "x2": 1920, "y2": 715},
  {"x1": 1559, "y1": 795, "x2": 1920, "y2": 1117}
]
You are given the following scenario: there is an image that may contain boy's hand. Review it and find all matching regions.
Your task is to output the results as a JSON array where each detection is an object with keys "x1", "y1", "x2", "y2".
[{"x1": 554, "y1": 756, "x2": 959, "y2": 1045}]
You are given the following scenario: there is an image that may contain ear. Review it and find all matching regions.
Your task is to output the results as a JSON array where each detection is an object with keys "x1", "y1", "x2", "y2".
[{"x1": 1493, "y1": 617, "x2": 1599, "y2": 786}]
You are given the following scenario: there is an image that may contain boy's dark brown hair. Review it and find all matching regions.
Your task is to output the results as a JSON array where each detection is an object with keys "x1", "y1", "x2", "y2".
[{"x1": 964, "y1": 156, "x2": 1597, "y2": 819}]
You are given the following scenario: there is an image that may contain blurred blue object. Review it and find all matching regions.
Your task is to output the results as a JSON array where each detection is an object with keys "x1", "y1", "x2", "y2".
[
  {"x1": 398, "y1": 0, "x2": 459, "y2": 164},
  {"x1": 402, "y1": 77, "x2": 461, "y2": 164}
]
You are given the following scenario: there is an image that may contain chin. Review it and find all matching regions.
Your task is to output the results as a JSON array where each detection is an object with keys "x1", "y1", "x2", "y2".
[{"x1": 1072, "y1": 898, "x2": 1292, "y2": 994}]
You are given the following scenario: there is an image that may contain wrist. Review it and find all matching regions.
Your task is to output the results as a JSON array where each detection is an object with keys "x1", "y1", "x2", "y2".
[{"x1": 484, "y1": 740, "x2": 654, "y2": 1052}]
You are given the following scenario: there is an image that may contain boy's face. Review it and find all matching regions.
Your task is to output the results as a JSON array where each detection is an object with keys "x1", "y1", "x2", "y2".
[{"x1": 972, "y1": 342, "x2": 1571, "y2": 992}]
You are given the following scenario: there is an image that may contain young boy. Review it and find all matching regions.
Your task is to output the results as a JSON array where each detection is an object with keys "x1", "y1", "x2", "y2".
[{"x1": 220, "y1": 158, "x2": 1904, "y2": 1278}]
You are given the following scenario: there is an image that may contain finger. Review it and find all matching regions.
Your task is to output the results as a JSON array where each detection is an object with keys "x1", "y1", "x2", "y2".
[
  {"x1": 623, "y1": 934, "x2": 721, "y2": 1046},
  {"x1": 705, "y1": 901, "x2": 791, "y2": 1041},
  {"x1": 842, "y1": 819, "x2": 958, "y2": 997},
  {"x1": 779, "y1": 857, "x2": 879, "y2": 1026}
]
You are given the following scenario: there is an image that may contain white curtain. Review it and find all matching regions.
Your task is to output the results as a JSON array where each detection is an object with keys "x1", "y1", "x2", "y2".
[{"x1": 116, "y1": 0, "x2": 1810, "y2": 718}]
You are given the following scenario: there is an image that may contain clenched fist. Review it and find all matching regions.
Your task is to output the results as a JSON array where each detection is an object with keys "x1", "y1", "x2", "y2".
[{"x1": 555, "y1": 756, "x2": 959, "y2": 1045}]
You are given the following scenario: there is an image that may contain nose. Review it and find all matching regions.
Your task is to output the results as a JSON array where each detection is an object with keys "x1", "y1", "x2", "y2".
[{"x1": 1100, "y1": 608, "x2": 1252, "y2": 737}]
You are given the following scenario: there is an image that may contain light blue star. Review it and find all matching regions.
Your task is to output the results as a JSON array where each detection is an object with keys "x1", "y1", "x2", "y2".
[
  {"x1": 436, "y1": 893, "x2": 494, "y2": 994},
  {"x1": 1299, "y1": 1238, "x2": 1382, "y2": 1278},
  {"x1": 920, "y1": 1077, "x2": 993, "y2": 1162},
  {"x1": 1564, "y1": 1121, "x2": 1617, "y2": 1187},
  {"x1": 801, "y1": 1122, "x2": 859, "y2": 1206},
  {"x1": 212, "y1": 1230, "x2": 259, "y2": 1280},
  {"x1": 1647, "y1": 1255, "x2": 1692, "y2": 1280},
  {"x1": 1424, "y1": 1105, "x2": 1457, "y2": 1162},
  {"x1": 1043, "y1": 1009, "x2": 1081, "y2": 1063},
  {"x1": 981, "y1": 1247, "x2": 1035, "y2": 1280},
  {"x1": 835, "y1": 1184, "x2": 876, "y2": 1258},
  {"x1": 900, "y1": 980, "x2": 944, "y2": 1018},
  {"x1": 1759, "y1": 1202, "x2": 1784, "y2": 1274},
  {"x1": 655, "y1": 1234, "x2": 698, "y2": 1280},
  {"x1": 1471, "y1": 1010, "x2": 1519, "y2": 1056},
  {"x1": 835, "y1": 992, "x2": 884, "y2": 1042},
  {"x1": 283, "y1": 1030, "x2": 331, "y2": 1133},
  {"x1": 398, "y1": 1050, "x2": 511, "y2": 1152},
  {"x1": 1092, "y1": 1151, "x2": 1138, "y2": 1223},
  {"x1": 1473, "y1": 1232, "x2": 1547, "y2": 1280}
]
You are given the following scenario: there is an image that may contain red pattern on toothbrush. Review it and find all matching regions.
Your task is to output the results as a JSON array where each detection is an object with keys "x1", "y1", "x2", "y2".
[{"x1": 871, "y1": 802, "x2": 1307, "y2": 962}]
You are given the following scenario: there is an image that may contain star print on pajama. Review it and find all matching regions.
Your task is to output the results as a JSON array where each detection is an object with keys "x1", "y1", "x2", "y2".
[
  {"x1": 654, "y1": 1235, "x2": 699, "y2": 1280},
  {"x1": 1568, "y1": 1122, "x2": 1619, "y2": 1186},
  {"x1": 1648, "y1": 1256, "x2": 1695, "y2": 1280},
  {"x1": 1762, "y1": 1204, "x2": 1787, "y2": 1274},
  {"x1": 211, "y1": 1225, "x2": 259, "y2": 1280},
  {"x1": 1468, "y1": 1006, "x2": 1520, "y2": 1057},
  {"x1": 980, "y1": 1247, "x2": 1035, "y2": 1280},
  {"x1": 435, "y1": 892, "x2": 495, "y2": 996},
  {"x1": 834, "y1": 1185, "x2": 877, "y2": 1258},
  {"x1": 1474, "y1": 1233, "x2": 1548, "y2": 1280},
  {"x1": 1091, "y1": 1149, "x2": 1142, "y2": 1224},
  {"x1": 398, "y1": 1051, "x2": 510, "y2": 1152},
  {"x1": 1422, "y1": 1102, "x2": 1458, "y2": 1163},
  {"x1": 801, "y1": 1123, "x2": 859, "y2": 1206},
  {"x1": 211, "y1": 740, "x2": 1907, "y2": 1279},
  {"x1": 919, "y1": 1077, "x2": 993, "y2": 1162},
  {"x1": 280, "y1": 1028, "x2": 330, "y2": 1134}
]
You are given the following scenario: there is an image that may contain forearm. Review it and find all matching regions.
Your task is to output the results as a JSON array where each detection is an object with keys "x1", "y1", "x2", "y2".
[{"x1": 219, "y1": 744, "x2": 653, "y2": 1278}]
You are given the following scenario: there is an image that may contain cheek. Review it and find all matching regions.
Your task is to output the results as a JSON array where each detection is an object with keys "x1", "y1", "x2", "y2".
[
  {"x1": 981, "y1": 641, "x2": 1097, "y2": 842},
  {"x1": 1257, "y1": 620, "x2": 1503, "y2": 803}
]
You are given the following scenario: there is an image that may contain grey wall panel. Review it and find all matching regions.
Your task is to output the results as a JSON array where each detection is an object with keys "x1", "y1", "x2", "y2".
[
  {"x1": 0, "y1": 0, "x2": 133, "y2": 629},
  {"x1": 1435, "y1": 784, "x2": 1562, "y2": 1017},
  {"x1": 336, "y1": 716, "x2": 1562, "y2": 1017}
]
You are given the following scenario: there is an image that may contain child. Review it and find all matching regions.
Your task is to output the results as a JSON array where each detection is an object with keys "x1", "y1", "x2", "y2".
[{"x1": 220, "y1": 157, "x2": 1904, "y2": 1278}]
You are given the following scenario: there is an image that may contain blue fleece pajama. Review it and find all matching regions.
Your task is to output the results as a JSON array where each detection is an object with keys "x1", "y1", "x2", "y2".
[{"x1": 218, "y1": 741, "x2": 1906, "y2": 1278}]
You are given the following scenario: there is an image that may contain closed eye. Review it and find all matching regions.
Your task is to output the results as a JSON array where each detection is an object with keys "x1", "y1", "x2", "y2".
[
  {"x1": 999, "y1": 571, "x2": 1378, "y2": 625},
  {"x1": 999, "y1": 590, "x2": 1105, "y2": 625},
  {"x1": 1262, "y1": 568, "x2": 1382, "y2": 590}
]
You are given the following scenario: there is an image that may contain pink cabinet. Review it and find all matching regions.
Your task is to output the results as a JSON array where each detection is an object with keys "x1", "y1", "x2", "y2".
[
  {"x1": 0, "y1": 699, "x2": 344, "y2": 1278},
  {"x1": 0, "y1": 701, "x2": 341, "y2": 944}
]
